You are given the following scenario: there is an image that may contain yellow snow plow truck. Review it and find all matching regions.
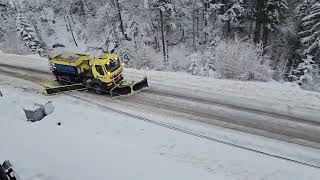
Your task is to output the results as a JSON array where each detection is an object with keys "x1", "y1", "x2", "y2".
[{"x1": 45, "y1": 52, "x2": 148, "y2": 96}]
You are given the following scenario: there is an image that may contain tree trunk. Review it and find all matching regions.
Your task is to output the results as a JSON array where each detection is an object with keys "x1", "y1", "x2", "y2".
[
  {"x1": 66, "y1": 15, "x2": 78, "y2": 47},
  {"x1": 262, "y1": 24, "x2": 269, "y2": 46},
  {"x1": 203, "y1": 2, "x2": 209, "y2": 44},
  {"x1": 254, "y1": 21, "x2": 262, "y2": 43},
  {"x1": 79, "y1": 0, "x2": 87, "y2": 26},
  {"x1": 196, "y1": 8, "x2": 199, "y2": 37},
  {"x1": 69, "y1": 11, "x2": 76, "y2": 24},
  {"x1": 249, "y1": 20, "x2": 254, "y2": 38},
  {"x1": 181, "y1": 29, "x2": 185, "y2": 42},
  {"x1": 224, "y1": 20, "x2": 231, "y2": 38},
  {"x1": 166, "y1": 39, "x2": 169, "y2": 64},
  {"x1": 160, "y1": 9, "x2": 167, "y2": 67},
  {"x1": 192, "y1": 9, "x2": 197, "y2": 52},
  {"x1": 115, "y1": 0, "x2": 130, "y2": 41},
  {"x1": 147, "y1": 0, "x2": 159, "y2": 50},
  {"x1": 254, "y1": 0, "x2": 265, "y2": 43}
]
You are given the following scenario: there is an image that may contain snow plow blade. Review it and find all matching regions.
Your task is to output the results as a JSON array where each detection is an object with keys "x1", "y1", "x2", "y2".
[
  {"x1": 111, "y1": 77, "x2": 148, "y2": 96},
  {"x1": 44, "y1": 84, "x2": 87, "y2": 95}
]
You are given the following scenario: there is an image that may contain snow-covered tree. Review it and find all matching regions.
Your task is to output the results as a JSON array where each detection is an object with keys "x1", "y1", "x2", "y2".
[
  {"x1": 219, "y1": 0, "x2": 245, "y2": 37},
  {"x1": 207, "y1": 39, "x2": 273, "y2": 81},
  {"x1": 0, "y1": 1, "x2": 16, "y2": 41},
  {"x1": 296, "y1": 0, "x2": 315, "y2": 19},
  {"x1": 290, "y1": 55, "x2": 320, "y2": 90},
  {"x1": 254, "y1": 0, "x2": 288, "y2": 45},
  {"x1": 188, "y1": 59, "x2": 200, "y2": 75},
  {"x1": 151, "y1": 0, "x2": 175, "y2": 67},
  {"x1": 265, "y1": 0, "x2": 288, "y2": 30},
  {"x1": 0, "y1": 1, "x2": 30, "y2": 54},
  {"x1": 300, "y1": 2, "x2": 320, "y2": 63},
  {"x1": 16, "y1": 12, "x2": 43, "y2": 54}
]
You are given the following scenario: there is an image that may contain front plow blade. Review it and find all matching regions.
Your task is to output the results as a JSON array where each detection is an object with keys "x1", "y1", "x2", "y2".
[
  {"x1": 111, "y1": 77, "x2": 148, "y2": 96},
  {"x1": 111, "y1": 85, "x2": 132, "y2": 96},
  {"x1": 133, "y1": 77, "x2": 149, "y2": 91}
]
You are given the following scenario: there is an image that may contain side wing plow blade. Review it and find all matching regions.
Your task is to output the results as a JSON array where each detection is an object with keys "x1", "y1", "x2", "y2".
[{"x1": 44, "y1": 84, "x2": 87, "y2": 95}]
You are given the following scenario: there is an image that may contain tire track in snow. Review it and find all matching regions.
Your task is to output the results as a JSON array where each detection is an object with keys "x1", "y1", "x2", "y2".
[{"x1": 1, "y1": 63, "x2": 319, "y2": 126}]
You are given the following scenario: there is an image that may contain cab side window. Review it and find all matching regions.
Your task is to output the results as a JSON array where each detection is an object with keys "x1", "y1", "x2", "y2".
[{"x1": 95, "y1": 65, "x2": 104, "y2": 75}]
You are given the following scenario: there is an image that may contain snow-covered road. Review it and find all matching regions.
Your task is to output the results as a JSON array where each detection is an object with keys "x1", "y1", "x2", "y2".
[{"x1": 0, "y1": 53, "x2": 320, "y2": 148}]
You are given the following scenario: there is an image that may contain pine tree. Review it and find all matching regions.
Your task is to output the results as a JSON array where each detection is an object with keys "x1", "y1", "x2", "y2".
[
  {"x1": 290, "y1": 55, "x2": 319, "y2": 87},
  {"x1": 16, "y1": 12, "x2": 43, "y2": 53},
  {"x1": 220, "y1": 0, "x2": 245, "y2": 37},
  {"x1": 300, "y1": 2, "x2": 320, "y2": 63},
  {"x1": 264, "y1": 0, "x2": 288, "y2": 45},
  {"x1": 296, "y1": 0, "x2": 314, "y2": 19},
  {"x1": 254, "y1": 0, "x2": 288, "y2": 45},
  {"x1": 188, "y1": 59, "x2": 200, "y2": 75},
  {"x1": 265, "y1": 0, "x2": 288, "y2": 29}
]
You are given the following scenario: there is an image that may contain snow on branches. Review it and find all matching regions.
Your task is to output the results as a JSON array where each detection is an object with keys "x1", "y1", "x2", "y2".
[
  {"x1": 300, "y1": 2, "x2": 320, "y2": 60},
  {"x1": 207, "y1": 39, "x2": 273, "y2": 81},
  {"x1": 290, "y1": 55, "x2": 320, "y2": 91},
  {"x1": 16, "y1": 13, "x2": 43, "y2": 54}
]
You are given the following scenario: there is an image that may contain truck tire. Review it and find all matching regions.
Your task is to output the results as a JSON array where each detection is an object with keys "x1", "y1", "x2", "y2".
[{"x1": 92, "y1": 84, "x2": 104, "y2": 94}]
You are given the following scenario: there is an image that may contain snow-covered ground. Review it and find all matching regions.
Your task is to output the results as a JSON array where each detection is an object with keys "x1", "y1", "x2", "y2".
[
  {"x1": 1, "y1": 51, "x2": 320, "y2": 179},
  {"x1": 1, "y1": 74, "x2": 320, "y2": 180}
]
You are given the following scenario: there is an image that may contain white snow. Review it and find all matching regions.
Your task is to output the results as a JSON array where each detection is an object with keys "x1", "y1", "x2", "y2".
[{"x1": 1, "y1": 75, "x2": 320, "y2": 180}]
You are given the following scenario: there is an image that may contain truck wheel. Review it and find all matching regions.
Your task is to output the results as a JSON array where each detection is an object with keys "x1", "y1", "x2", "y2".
[{"x1": 92, "y1": 84, "x2": 104, "y2": 94}]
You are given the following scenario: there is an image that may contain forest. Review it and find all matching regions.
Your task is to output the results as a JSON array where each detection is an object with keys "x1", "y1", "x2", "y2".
[{"x1": 0, "y1": 0, "x2": 319, "y2": 91}]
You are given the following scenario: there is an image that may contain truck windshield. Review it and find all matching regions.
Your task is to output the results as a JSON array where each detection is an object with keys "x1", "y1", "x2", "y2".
[{"x1": 105, "y1": 59, "x2": 120, "y2": 73}]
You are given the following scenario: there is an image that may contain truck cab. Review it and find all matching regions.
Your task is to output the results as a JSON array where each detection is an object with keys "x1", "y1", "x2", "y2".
[{"x1": 90, "y1": 53, "x2": 124, "y2": 85}]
